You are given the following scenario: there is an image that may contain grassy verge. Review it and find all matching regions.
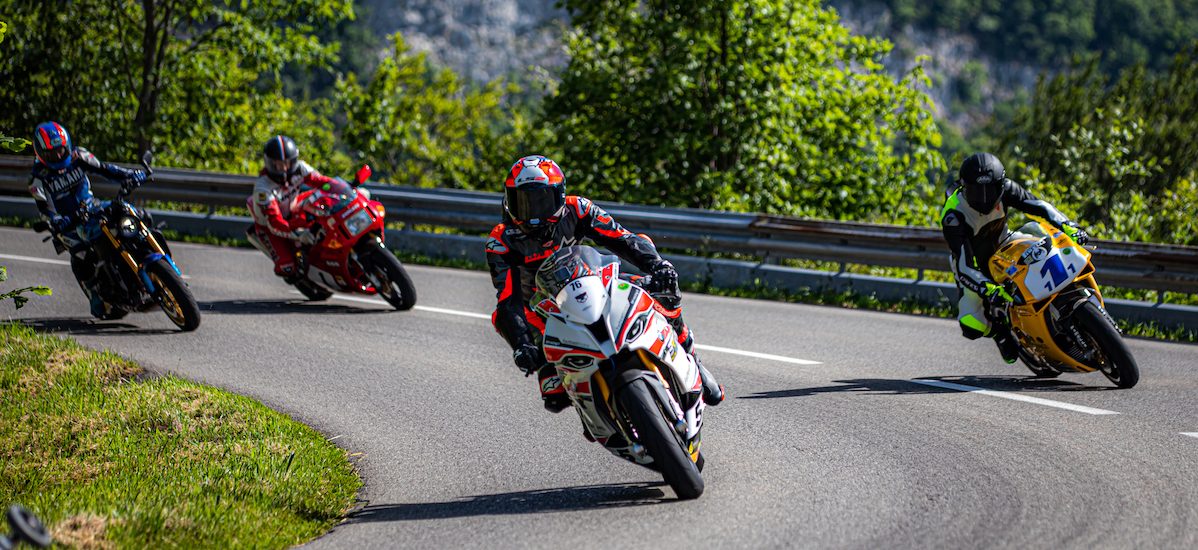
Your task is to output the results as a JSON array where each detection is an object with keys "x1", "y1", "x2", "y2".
[{"x1": 0, "y1": 323, "x2": 361, "y2": 548}]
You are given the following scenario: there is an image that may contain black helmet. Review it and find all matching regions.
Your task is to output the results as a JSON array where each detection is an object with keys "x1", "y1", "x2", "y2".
[
  {"x1": 263, "y1": 135, "x2": 299, "y2": 184},
  {"x1": 959, "y1": 152, "x2": 1006, "y2": 212},
  {"x1": 503, "y1": 155, "x2": 566, "y2": 238}
]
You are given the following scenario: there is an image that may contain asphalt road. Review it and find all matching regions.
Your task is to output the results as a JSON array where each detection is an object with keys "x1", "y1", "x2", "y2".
[{"x1": 4, "y1": 225, "x2": 1198, "y2": 549}]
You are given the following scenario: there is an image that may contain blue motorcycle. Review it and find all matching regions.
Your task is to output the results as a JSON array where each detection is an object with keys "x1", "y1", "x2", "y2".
[{"x1": 35, "y1": 152, "x2": 201, "y2": 331}]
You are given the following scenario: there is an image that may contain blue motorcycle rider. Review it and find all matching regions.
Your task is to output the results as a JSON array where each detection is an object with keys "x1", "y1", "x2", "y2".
[{"x1": 27, "y1": 122, "x2": 149, "y2": 318}]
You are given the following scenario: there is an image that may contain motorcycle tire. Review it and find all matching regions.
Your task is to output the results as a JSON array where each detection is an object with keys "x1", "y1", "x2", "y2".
[
  {"x1": 294, "y1": 278, "x2": 333, "y2": 302},
  {"x1": 1017, "y1": 347, "x2": 1060, "y2": 378},
  {"x1": 1075, "y1": 302, "x2": 1139, "y2": 388},
  {"x1": 618, "y1": 379, "x2": 704, "y2": 500},
  {"x1": 361, "y1": 241, "x2": 417, "y2": 310},
  {"x1": 146, "y1": 259, "x2": 201, "y2": 331}
]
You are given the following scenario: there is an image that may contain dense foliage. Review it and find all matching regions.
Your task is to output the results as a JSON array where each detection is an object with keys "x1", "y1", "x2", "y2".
[
  {"x1": 998, "y1": 49, "x2": 1198, "y2": 245},
  {"x1": 0, "y1": 0, "x2": 352, "y2": 171},
  {"x1": 336, "y1": 34, "x2": 543, "y2": 188},
  {"x1": 843, "y1": 0, "x2": 1198, "y2": 74},
  {"x1": 546, "y1": 0, "x2": 944, "y2": 222}
]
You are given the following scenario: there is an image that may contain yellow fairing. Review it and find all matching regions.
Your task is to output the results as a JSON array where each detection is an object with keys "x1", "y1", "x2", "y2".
[{"x1": 987, "y1": 222, "x2": 1103, "y2": 372}]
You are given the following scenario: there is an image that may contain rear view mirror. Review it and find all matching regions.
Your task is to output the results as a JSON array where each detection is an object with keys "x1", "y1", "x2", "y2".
[{"x1": 354, "y1": 165, "x2": 372, "y2": 186}]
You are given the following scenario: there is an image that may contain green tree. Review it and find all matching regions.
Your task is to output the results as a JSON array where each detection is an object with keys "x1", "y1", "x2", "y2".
[
  {"x1": 544, "y1": 0, "x2": 943, "y2": 222},
  {"x1": 0, "y1": 21, "x2": 29, "y2": 153},
  {"x1": 336, "y1": 33, "x2": 549, "y2": 189},
  {"x1": 1001, "y1": 49, "x2": 1198, "y2": 244},
  {"x1": 0, "y1": 0, "x2": 352, "y2": 170}
]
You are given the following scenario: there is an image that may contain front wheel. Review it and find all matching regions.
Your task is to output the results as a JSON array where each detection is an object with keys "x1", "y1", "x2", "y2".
[
  {"x1": 146, "y1": 259, "x2": 201, "y2": 331},
  {"x1": 359, "y1": 240, "x2": 417, "y2": 310},
  {"x1": 618, "y1": 379, "x2": 704, "y2": 499},
  {"x1": 1074, "y1": 302, "x2": 1139, "y2": 388}
]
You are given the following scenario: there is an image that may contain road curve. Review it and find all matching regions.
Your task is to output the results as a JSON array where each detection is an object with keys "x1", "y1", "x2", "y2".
[{"x1": 3, "y1": 225, "x2": 1198, "y2": 549}]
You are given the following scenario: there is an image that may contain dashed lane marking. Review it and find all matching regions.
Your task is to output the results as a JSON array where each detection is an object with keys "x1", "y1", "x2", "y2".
[
  {"x1": 311, "y1": 291, "x2": 823, "y2": 365},
  {"x1": 0, "y1": 253, "x2": 71, "y2": 266},
  {"x1": 694, "y1": 344, "x2": 822, "y2": 365},
  {"x1": 911, "y1": 379, "x2": 1120, "y2": 416},
  {"x1": 1182, "y1": 433, "x2": 1198, "y2": 439}
]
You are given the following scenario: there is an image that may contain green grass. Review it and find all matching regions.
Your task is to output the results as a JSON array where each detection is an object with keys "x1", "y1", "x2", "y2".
[{"x1": 0, "y1": 323, "x2": 361, "y2": 548}]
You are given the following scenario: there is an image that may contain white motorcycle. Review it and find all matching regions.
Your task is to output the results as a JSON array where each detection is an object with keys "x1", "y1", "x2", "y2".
[{"x1": 532, "y1": 245, "x2": 707, "y2": 499}]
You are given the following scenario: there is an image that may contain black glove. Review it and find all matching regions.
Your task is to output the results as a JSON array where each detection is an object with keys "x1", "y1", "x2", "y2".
[
  {"x1": 1064, "y1": 222, "x2": 1089, "y2": 245},
  {"x1": 649, "y1": 260, "x2": 679, "y2": 295},
  {"x1": 513, "y1": 343, "x2": 545, "y2": 376}
]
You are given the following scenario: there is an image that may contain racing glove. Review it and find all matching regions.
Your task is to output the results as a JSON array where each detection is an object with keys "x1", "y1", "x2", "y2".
[
  {"x1": 513, "y1": 343, "x2": 546, "y2": 376},
  {"x1": 125, "y1": 170, "x2": 149, "y2": 189},
  {"x1": 984, "y1": 282, "x2": 1015, "y2": 310},
  {"x1": 1062, "y1": 221, "x2": 1089, "y2": 245},
  {"x1": 50, "y1": 215, "x2": 72, "y2": 232},
  {"x1": 649, "y1": 260, "x2": 679, "y2": 294}
]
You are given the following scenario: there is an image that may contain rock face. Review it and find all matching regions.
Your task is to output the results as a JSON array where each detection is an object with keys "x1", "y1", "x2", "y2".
[
  {"x1": 361, "y1": 0, "x2": 1037, "y2": 131},
  {"x1": 362, "y1": 0, "x2": 569, "y2": 83},
  {"x1": 826, "y1": 1, "x2": 1040, "y2": 130}
]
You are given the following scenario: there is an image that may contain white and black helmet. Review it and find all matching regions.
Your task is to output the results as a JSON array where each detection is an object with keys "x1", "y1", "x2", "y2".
[{"x1": 263, "y1": 135, "x2": 300, "y2": 184}]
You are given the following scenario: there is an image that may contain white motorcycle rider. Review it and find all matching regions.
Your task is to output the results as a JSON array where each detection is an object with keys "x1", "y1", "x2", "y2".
[{"x1": 532, "y1": 245, "x2": 708, "y2": 499}]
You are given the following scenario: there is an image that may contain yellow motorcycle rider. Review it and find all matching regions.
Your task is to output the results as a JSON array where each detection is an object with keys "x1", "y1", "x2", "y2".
[{"x1": 940, "y1": 153, "x2": 1091, "y2": 363}]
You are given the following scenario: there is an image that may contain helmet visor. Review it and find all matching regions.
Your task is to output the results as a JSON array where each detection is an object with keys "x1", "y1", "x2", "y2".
[
  {"x1": 267, "y1": 158, "x2": 293, "y2": 177},
  {"x1": 510, "y1": 186, "x2": 564, "y2": 227},
  {"x1": 41, "y1": 145, "x2": 70, "y2": 165},
  {"x1": 964, "y1": 176, "x2": 1002, "y2": 212}
]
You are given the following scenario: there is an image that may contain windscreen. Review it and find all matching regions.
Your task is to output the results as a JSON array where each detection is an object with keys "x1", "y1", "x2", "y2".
[{"x1": 534, "y1": 245, "x2": 616, "y2": 300}]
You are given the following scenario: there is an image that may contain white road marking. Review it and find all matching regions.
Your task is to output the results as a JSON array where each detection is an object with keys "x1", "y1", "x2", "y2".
[
  {"x1": 911, "y1": 379, "x2": 1120, "y2": 416},
  {"x1": 1182, "y1": 433, "x2": 1198, "y2": 439},
  {"x1": 694, "y1": 344, "x2": 822, "y2": 365},
  {"x1": 0, "y1": 253, "x2": 191, "y2": 279},
  {"x1": 314, "y1": 292, "x2": 822, "y2": 364},
  {"x1": 0, "y1": 253, "x2": 70, "y2": 266}
]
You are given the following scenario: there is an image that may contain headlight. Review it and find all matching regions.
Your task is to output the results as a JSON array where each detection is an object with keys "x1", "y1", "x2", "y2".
[
  {"x1": 118, "y1": 217, "x2": 138, "y2": 236},
  {"x1": 344, "y1": 209, "x2": 373, "y2": 236}
]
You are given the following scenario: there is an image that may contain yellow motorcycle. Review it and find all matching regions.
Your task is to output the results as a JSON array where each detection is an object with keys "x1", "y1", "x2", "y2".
[{"x1": 988, "y1": 221, "x2": 1139, "y2": 388}]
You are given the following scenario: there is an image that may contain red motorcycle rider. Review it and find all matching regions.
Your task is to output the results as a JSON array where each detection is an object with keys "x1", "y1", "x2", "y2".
[
  {"x1": 248, "y1": 135, "x2": 335, "y2": 281},
  {"x1": 487, "y1": 155, "x2": 724, "y2": 412}
]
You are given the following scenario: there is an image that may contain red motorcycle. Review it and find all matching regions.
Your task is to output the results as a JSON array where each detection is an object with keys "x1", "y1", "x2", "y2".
[{"x1": 247, "y1": 166, "x2": 417, "y2": 310}]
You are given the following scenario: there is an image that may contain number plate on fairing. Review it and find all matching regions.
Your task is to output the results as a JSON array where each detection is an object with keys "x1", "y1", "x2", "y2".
[{"x1": 1022, "y1": 246, "x2": 1088, "y2": 301}]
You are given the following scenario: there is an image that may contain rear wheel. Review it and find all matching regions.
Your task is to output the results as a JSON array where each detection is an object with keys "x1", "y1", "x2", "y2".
[
  {"x1": 146, "y1": 259, "x2": 201, "y2": 331},
  {"x1": 618, "y1": 379, "x2": 704, "y2": 499},
  {"x1": 360, "y1": 240, "x2": 417, "y2": 310},
  {"x1": 1074, "y1": 302, "x2": 1139, "y2": 388}
]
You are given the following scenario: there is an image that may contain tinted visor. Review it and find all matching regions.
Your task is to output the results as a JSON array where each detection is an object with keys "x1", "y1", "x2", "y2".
[
  {"x1": 964, "y1": 177, "x2": 1002, "y2": 212},
  {"x1": 509, "y1": 186, "x2": 564, "y2": 226},
  {"x1": 267, "y1": 158, "x2": 293, "y2": 177},
  {"x1": 41, "y1": 144, "x2": 69, "y2": 164}
]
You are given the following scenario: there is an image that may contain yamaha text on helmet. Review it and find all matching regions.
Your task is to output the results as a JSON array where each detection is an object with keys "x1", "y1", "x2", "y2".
[
  {"x1": 959, "y1": 152, "x2": 1006, "y2": 213},
  {"x1": 33, "y1": 122, "x2": 73, "y2": 170},
  {"x1": 263, "y1": 135, "x2": 299, "y2": 184},
  {"x1": 504, "y1": 155, "x2": 566, "y2": 238}
]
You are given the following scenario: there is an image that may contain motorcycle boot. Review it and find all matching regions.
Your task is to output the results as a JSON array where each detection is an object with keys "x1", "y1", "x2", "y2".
[
  {"x1": 993, "y1": 327, "x2": 1020, "y2": 364},
  {"x1": 538, "y1": 364, "x2": 570, "y2": 413},
  {"x1": 669, "y1": 316, "x2": 724, "y2": 406}
]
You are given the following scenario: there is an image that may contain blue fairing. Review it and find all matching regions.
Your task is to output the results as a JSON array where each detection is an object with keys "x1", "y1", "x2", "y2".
[{"x1": 138, "y1": 253, "x2": 182, "y2": 294}]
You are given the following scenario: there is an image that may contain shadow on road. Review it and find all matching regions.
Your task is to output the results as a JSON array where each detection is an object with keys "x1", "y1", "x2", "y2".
[
  {"x1": 741, "y1": 375, "x2": 1116, "y2": 400},
  {"x1": 348, "y1": 482, "x2": 670, "y2": 522},
  {"x1": 16, "y1": 317, "x2": 179, "y2": 335},
  {"x1": 199, "y1": 299, "x2": 389, "y2": 315}
]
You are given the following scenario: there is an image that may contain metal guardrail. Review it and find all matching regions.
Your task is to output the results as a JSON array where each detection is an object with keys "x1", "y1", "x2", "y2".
[{"x1": 2, "y1": 155, "x2": 1196, "y2": 296}]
